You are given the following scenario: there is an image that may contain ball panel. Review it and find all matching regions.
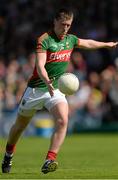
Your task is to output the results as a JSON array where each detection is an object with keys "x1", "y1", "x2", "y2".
[{"x1": 58, "y1": 73, "x2": 79, "y2": 95}]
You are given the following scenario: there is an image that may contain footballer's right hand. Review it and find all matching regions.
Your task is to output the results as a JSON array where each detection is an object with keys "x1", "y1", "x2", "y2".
[{"x1": 47, "y1": 82, "x2": 54, "y2": 97}]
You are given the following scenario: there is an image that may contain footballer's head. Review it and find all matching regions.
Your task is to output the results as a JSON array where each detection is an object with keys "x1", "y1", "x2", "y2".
[{"x1": 54, "y1": 8, "x2": 74, "y2": 40}]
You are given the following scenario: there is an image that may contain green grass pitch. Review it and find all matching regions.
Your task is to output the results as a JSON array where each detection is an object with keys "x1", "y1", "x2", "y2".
[{"x1": 0, "y1": 133, "x2": 118, "y2": 179}]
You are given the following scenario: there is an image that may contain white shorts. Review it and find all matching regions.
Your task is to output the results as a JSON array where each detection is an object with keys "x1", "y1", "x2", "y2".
[{"x1": 18, "y1": 87, "x2": 67, "y2": 117}]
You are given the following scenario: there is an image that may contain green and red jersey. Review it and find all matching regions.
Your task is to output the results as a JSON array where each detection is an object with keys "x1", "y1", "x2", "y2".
[{"x1": 28, "y1": 31, "x2": 79, "y2": 90}]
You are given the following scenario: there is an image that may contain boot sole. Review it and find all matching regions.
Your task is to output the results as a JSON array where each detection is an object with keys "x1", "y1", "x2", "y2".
[{"x1": 42, "y1": 161, "x2": 58, "y2": 174}]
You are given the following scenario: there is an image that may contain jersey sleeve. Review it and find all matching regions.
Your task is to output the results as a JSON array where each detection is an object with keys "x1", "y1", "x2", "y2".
[
  {"x1": 70, "y1": 34, "x2": 80, "y2": 48},
  {"x1": 36, "y1": 33, "x2": 49, "y2": 53}
]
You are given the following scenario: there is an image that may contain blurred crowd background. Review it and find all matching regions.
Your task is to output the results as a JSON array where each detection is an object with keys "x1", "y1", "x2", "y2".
[{"x1": 0, "y1": 0, "x2": 118, "y2": 136}]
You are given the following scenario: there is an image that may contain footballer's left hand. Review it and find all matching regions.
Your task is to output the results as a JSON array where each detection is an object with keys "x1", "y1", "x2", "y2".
[{"x1": 107, "y1": 42, "x2": 118, "y2": 48}]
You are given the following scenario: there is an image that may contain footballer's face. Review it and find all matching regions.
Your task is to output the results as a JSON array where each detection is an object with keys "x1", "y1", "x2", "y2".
[{"x1": 54, "y1": 17, "x2": 73, "y2": 40}]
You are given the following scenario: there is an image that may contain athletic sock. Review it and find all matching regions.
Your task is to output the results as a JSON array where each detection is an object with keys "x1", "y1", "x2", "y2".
[
  {"x1": 5, "y1": 143, "x2": 16, "y2": 156},
  {"x1": 46, "y1": 151, "x2": 57, "y2": 161}
]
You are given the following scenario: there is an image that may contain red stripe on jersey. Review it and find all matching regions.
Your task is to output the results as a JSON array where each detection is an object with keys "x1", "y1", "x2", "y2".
[
  {"x1": 29, "y1": 66, "x2": 38, "y2": 80},
  {"x1": 47, "y1": 49, "x2": 73, "y2": 63},
  {"x1": 29, "y1": 49, "x2": 73, "y2": 80}
]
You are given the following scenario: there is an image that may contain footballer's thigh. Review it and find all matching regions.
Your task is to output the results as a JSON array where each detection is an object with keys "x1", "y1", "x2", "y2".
[
  {"x1": 45, "y1": 89, "x2": 69, "y2": 129},
  {"x1": 50, "y1": 102, "x2": 69, "y2": 126}
]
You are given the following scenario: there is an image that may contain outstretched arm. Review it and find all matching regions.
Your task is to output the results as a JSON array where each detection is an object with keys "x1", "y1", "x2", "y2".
[{"x1": 79, "y1": 39, "x2": 118, "y2": 49}]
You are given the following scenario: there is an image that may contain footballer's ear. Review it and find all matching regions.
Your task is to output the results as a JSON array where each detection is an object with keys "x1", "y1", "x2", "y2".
[{"x1": 54, "y1": 19, "x2": 57, "y2": 25}]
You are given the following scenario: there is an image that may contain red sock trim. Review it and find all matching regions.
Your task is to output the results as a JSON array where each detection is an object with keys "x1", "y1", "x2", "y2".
[
  {"x1": 6, "y1": 143, "x2": 16, "y2": 154},
  {"x1": 46, "y1": 151, "x2": 57, "y2": 160}
]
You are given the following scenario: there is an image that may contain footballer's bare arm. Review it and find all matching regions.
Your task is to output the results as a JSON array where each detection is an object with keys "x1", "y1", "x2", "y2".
[
  {"x1": 36, "y1": 52, "x2": 54, "y2": 96},
  {"x1": 78, "y1": 38, "x2": 118, "y2": 49}
]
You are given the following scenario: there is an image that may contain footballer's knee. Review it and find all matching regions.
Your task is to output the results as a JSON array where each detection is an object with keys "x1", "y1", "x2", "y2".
[{"x1": 57, "y1": 117, "x2": 68, "y2": 129}]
